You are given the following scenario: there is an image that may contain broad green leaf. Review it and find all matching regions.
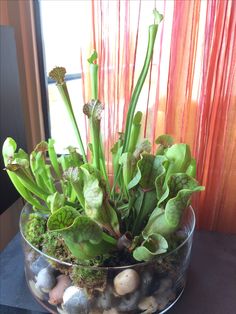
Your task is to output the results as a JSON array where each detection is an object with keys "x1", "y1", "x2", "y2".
[
  {"x1": 155, "y1": 134, "x2": 174, "y2": 155},
  {"x1": 66, "y1": 146, "x2": 83, "y2": 167},
  {"x1": 144, "y1": 174, "x2": 204, "y2": 237},
  {"x1": 165, "y1": 174, "x2": 204, "y2": 227},
  {"x1": 165, "y1": 144, "x2": 192, "y2": 177},
  {"x1": 131, "y1": 189, "x2": 157, "y2": 235},
  {"x1": 64, "y1": 167, "x2": 85, "y2": 208},
  {"x1": 128, "y1": 154, "x2": 167, "y2": 190},
  {"x1": 48, "y1": 209, "x2": 113, "y2": 260},
  {"x1": 158, "y1": 144, "x2": 192, "y2": 205},
  {"x1": 186, "y1": 158, "x2": 197, "y2": 178},
  {"x1": 47, "y1": 206, "x2": 79, "y2": 231},
  {"x1": 81, "y1": 166, "x2": 103, "y2": 217},
  {"x1": 155, "y1": 134, "x2": 174, "y2": 147},
  {"x1": 81, "y1": 165, "x2": 120, "y2": 236},
  {"x1": 47, "y1": 192, "x2": 65, "y2": 213},
  {"x1": 133, "y1": 233, "x2": 168, "y2": 262}
]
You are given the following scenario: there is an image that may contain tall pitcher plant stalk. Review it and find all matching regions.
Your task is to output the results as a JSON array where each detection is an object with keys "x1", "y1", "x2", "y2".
[{"x1": 2, "y1": 10, "x2": 204, "y2": 264}]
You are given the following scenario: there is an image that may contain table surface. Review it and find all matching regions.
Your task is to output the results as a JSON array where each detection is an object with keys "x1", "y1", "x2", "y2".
[{"x1": 0, "y1": 231, "x2": 236, "y2": 314}]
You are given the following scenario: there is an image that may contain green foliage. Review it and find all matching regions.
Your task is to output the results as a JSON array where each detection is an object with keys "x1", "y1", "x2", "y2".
[
  {"x1": 2, "y1": 10, "x2": 205, "y2": 265},
  {"x1": 25, "y1": 214, "x2": 47, "y2": 248},
  {"x1": 42, "y1": 231, "x2": 74, "y2": 263},
  {"x1": 71, "y1": 265, "x2": 106, "y2": 289}
]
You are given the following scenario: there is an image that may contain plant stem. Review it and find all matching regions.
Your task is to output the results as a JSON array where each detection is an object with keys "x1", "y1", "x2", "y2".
[
  {"x1": 48, "y1": 139, "x2": 61, "y2": 178},
  {"x1": 102, "y1": 232, "x2": 117, "y2": 246},
  {"x1": 57, "y1": 83, "x2": 87, "y2": 163},
  {"x1": 112, "y1": 21, "x2": 161, "y2": 195},
  {"x1": 90, "y1": 63, "x2": 98, "y2": 100}
]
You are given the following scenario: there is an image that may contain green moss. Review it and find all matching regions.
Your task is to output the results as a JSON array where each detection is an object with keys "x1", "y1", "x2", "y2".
[
  {"x1": 42, "y1": 231, "x2": 75, "y2": 263},
  {"x1": 25, "y1": 214, "x2": 46, "y2": 249},
  {"x1": 70, "y1": 265, "x2": 107, "y2": 290}
]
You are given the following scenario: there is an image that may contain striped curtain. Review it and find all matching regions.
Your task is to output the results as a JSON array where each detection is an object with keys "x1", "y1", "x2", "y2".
[{"x1": 80, "y1": 0, "x2": 236, "y2": 233}]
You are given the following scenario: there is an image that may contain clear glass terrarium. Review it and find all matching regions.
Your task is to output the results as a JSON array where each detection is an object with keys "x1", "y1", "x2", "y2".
[{"x1": 20, "y1": 204, "x2": 195, "y2": 314}]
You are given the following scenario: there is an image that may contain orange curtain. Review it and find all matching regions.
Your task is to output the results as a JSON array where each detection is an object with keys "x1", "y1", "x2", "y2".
[{"x1": 80, "y1": 0, "x2": 236, "y2": 233}]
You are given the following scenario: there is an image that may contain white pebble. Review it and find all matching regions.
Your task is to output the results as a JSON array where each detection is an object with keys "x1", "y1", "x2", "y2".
[
  {"x1": 103, "y1": 309, "x2": 119, "y2": 314},
  {"x1": 28, "y1": 280, "x2": 44, "y2": 300},
  {"x1": 114, "y1": 269, "x2": 140, "y2": 296}
]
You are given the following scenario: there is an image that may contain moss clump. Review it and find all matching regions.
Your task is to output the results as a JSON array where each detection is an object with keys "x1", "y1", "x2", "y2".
[
  {"x1": 70, "y1": 265, "x2": 107, "y2": 290},
  {"x1": 25, "y1": 214, "x2": 46, "y2": 248},
  {"x1": 42, "y1": 231, "x2": 75, "y2": 263}
]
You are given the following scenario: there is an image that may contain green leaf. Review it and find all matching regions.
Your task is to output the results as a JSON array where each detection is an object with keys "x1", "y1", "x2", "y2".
[
  {"x1": 155, "y1": 134, "x2": 174, "y2": 147},
  {"x1": 133, "y1": 233, "x2": 168, "y2": 262},
  {"x1": 127, "y1": 111, "x2": 142, "y2": 154},
  {"x1": 186, "y1": 158, "x2": 197, "y2": 178},
  {"x1": 87, "y1": 50, "x2": 98, "y2": 64},
  {"x1": 64, "y1": 167, "x2": 85, "y2": 208},
  {"x1": 81, "y1": 166, "x2": 103, "y2": 217},
  {"x1": 154, "y1": 159, "x2": 169, "y2": 201},
  {"x1": 153, "y1": 9, "x2": 164, "y2": 25},
  {"x1": 155, "y1": 134, "x2": 174, "y2": 155},
  {"x1": 81, "y1": 165, "x2": 120, "y2": 236},
  {"x1": 165, "y1": 174, "x2": 204, "y2": 227},
  {"x1": 119, "y1": 152, "x2": 136, "y2": 191},
  {"x1": 48, "y1": 208, "x2": 113, "y2": 260},
  {"x1": 143, "y1": 174, "x2": 204, "y2": 237},
  {"x1": 128, "y1": 154, "x2": 167, "y2": 190},
  {"x1": 47, "y1": 192, "x2": 65, "y2": 213},
  {"x1": 47, "y1": 206, "x2": 79, "y2": 231},
  {"x1": 2, "y1": 137, "x2": 17, "y2": 160},
  {"x1": 131, "y1": 189, "x2": 157, "y2": 235},
  {"x1": 158, "y1": 144, "x2": 192, "y2": 205}
]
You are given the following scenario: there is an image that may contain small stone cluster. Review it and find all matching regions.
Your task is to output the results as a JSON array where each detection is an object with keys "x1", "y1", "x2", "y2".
[{"x1": 26, "y1": 250, "x2": 185, "y2": 314}]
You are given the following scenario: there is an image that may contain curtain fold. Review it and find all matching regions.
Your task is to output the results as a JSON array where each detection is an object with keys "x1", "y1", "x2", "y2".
[{"x1": 80, "y1": 0, "x2": 236, "y2": 233}]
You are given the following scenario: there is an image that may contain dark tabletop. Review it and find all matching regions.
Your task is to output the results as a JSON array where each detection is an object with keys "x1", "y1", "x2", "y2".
[{"x1": 0, "y1": 231, "x2": 236, "y2": 314}]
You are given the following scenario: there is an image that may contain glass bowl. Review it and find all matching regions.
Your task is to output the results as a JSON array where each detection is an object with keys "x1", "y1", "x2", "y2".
[{"x1": 20, "y1": 204, "x2": 195, "y2": 314}]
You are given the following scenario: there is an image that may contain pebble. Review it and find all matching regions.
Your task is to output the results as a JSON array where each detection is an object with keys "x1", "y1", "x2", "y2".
[
  {"x1": 103, "y1": 309, "x2": 119, "y2": 314},
  {"x1": 138, "y1": 296, "x2": 158, "y2": 314},
  {"x1": 36, "y1": 267, "x2": 56, "y2": 293},
  {"x1": 63, "y1": 286, "x2": 89, "y2": 314},
  {"x1": 28, "y1": 280, "x2": 44, "y2": 300},
  {"x1": 49, "y1": 275, "x2": 71, "y2": 305},
  {"x1": 57, "y1": 306, "x2": 68, "y2": 314},
  {"x1": 117, "y1": 290, "x2": 140, "y2": 312},
  {"x1": 156, "y1": 278, "x2": 172, "y2": 294},
  {"x1": 154, "y1": 289, "x2": 176, "y2": 311},
  {"x1": 30, "y1": 256, "x2": 49, "y2": 275},
  {"x1": 114, "y1": 269, "x2": 140, "y2": 296},
  {"x1": 97, "y1": 286, "x2": 115, "y2": 310},
  {"x1": 141, "y1": 272, "x2": 153, "y2": 295}
]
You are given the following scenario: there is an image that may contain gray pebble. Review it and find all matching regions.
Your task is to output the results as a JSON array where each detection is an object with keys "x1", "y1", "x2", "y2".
[
  {"x1": 36, "y1": 267, "x2": 56, "y2": 293},
  {"x1": 141, "y1": 272, "x2": 153, "y2": 295},
  {"x1": 63, "y1": 286, "x2": 89, "y2": 314},
  {"x1": 117, "y1": 290, "x2": 140, "y2": 312},
  {"x1": 97, "y1": 287, "x2": 114, "y2": 310},
  {"x1": 30, "y1": 256, "x2": 49, "y2": 275}
]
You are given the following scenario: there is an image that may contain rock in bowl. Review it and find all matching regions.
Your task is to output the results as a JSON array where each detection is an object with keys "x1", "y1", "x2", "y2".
[{"x1": 20, "y1": 204, "x2": 195, "y2": 314}]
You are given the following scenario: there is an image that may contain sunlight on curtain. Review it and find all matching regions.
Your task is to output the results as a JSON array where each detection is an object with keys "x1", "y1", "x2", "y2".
[{"x1": 80, "y1": 0, "x2": 236, "y2": 233}]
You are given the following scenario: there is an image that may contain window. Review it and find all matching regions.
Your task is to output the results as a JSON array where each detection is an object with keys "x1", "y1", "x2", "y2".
[{"x1": 40, "y1": 0, "x2": 91, "y2": 153}]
